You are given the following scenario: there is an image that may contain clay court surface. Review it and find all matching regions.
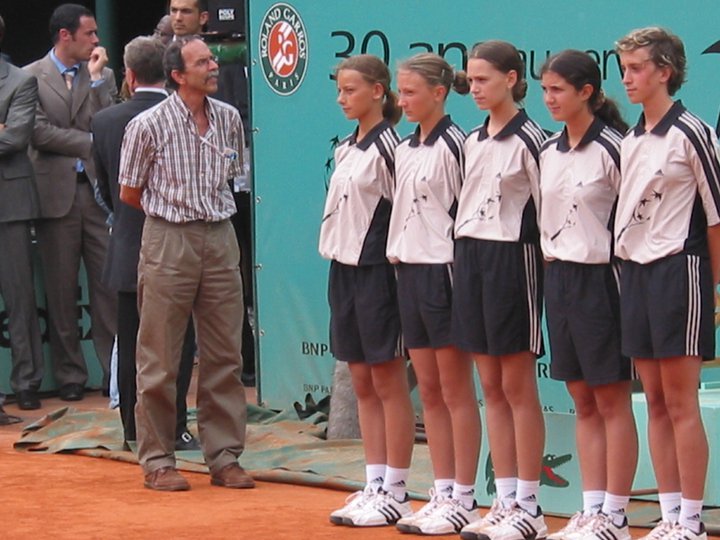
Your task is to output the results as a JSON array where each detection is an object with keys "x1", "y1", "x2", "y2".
[{"x1": 1, "y1": 384, "x2": 718, "y2": 540}]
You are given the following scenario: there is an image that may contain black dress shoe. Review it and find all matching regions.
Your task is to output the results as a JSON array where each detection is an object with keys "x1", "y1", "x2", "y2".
[
  {"x1": 0, "y1": 405, "x2": 22, "y2": 425},
  {"x1": 59, "y1": 383, "x2": 84, "y2": 401},
  {"x1": 17, "y1": 390, "x2": 41, "y2": 410},
  {"x1": 175, "y1": 430, "x2": 201, "y2": 451}
]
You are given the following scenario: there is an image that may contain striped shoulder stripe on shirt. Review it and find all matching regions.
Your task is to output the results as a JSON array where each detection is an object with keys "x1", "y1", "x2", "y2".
[
  {"x1": 441, "y1": 122, "x2": 467, "y2": 170},
  {"x1": 516, "y1": 118, "x2": 546, "y2": 164},
  {"x1": 675, "y1": 111, "x2": 720, "y2": 211},
  {"x1": 375, "y1": 127, "x2": 400, "y2": 178},
  {"x1": 595, "y1": 126, "x2": 622, "y2": 171},
  {"x1": 539, "y1": 131, "x2": 562, "y2": 154}
]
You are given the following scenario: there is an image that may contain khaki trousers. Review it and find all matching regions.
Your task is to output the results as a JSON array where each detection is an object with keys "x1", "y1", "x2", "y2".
[{"x1": 135, "y1": 216, "x2": 246, "y2": 474}]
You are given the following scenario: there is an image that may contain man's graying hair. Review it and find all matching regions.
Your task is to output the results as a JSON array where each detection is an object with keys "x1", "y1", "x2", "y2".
[{"x1": 124, "y1": 36, "x2": 166, "y2": 85}]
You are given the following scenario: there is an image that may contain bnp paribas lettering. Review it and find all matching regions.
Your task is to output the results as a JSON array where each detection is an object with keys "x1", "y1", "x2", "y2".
[
  {"x1": 330, "y1": 29, "x2": 622, "y2": 81},
  {"x1": 301, "y1": 341, "x2": 329, "y2": 356}
]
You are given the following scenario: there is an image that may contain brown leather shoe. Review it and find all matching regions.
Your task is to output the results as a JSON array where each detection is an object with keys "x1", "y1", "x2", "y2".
[
  {"x1": 144, "y1": 467, "x2": 191, "y2": 491},
  {"x1": 210, "y1": 463, "x2": 255, "y2": 489}
]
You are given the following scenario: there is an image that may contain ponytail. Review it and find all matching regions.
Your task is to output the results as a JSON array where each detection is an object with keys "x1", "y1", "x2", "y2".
[
  {"x1": 383, "y1": 89, "x2": 402, "y2": 125},
  {"x1": 594, "y1": 94, "x2": 629, "y2": 133}
]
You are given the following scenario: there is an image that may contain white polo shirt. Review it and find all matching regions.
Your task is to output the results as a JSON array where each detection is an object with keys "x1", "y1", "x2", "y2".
[
  {"x1": 540, "y1": 118, "x2": 622, "y2": 264},
  {"x1": 318, "y1": 120, "x2": 400, "y2": 266},
  {"x1": 455, "y1": 110, "x2": 546, "y2": 244},
  {"x1": 615, "y1": 101, "x2": 720, "y2": 264},
  {"x1": 386, "y1": 115, "x2": 465, "y2": 264}
]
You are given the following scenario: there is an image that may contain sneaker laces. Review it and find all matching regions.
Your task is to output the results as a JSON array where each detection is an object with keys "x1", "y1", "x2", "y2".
[
  {"x1": 643, "y1": 521, "x2": 676, "y2": 540},
  {"x1": 486, "y1": 499, "x2": 512, "y2": 524},
  {"x1": 345, "y1": 485, "x2": 376, "y2": 507},
  {"x1": 418, "y1": 488, "x2": 448, "y2": 518},
  {"x1": 665, "y1": 523, "x2": 702, "y2": 540},
  {"x1": 588, "y1": 513, "x2": 615, "y2": 532},
  {"x1": 566, "y1": 511, "x2": 593, "y2": 532}
]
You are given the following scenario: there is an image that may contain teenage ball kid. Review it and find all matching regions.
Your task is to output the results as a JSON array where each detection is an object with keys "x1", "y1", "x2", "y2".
[
  {"x1": 451, "y1": 40, "x2": 548, "y2": 540},
  {"x1": 387, "y1": 52, "x2": 483, "y2": 536},
  {"x1": 319, "y1": 54, "x2": 416, "y2": 528},
  {"x1": 539, "y1": 49, "x2": 639, "y2": 540},
  {"x1": 615, "y1": 27, "x2": 720, "y2": 540}
]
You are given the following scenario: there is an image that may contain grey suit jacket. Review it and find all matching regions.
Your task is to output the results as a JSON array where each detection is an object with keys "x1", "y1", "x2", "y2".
[
  {"x1": 24, "y1": 52, "x2": 117, "y2": 219},
  {"x1": 0, "y1": 58, "x2": 40, "y2": 223}
]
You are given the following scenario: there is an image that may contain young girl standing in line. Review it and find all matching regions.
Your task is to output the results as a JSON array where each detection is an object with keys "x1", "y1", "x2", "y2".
[
  {"x1": 451, "y1": 40, "x2": 548, "y2": 540},
  {"x1": 385, "y1": 52, "x2": 483, "y2": 535},
  {"x1": 615, "y1": 27, "x2": 719, "y2": 540},
  {"x1": 539, "y1": 49, "x2": 638, "y2": 540},
  {"x1": 319, "y1": 54, "x2": 416, "y2": 528}
]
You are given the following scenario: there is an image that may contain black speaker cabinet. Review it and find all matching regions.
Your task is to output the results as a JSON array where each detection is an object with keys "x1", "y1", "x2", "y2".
[{"x1": 206, "y1": 0, "x2": 246, "y2": 37}]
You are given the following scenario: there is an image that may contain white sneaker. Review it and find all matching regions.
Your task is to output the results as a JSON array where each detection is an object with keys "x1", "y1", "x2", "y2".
[
  {"x1": 411, "y1": 498, "x2": 481, "y2": 535},
  {"x1": 547, "y1": 512, "x2": 594, "y2": 540},
  {"x1": 396, "y1": 488, "x2": 449, "y2": 532},
  {"x1": 637, "y1": 521, "x2": 678, "y2": 540},
  {"x1": 664, "y1": 523, "x2": 707, "y2": 540},
  {"x1": 462, "y1": 504, "x2": 547, "y2": 540},
  {"x1": 345, "y1": 489, "x2": 413, "y2": 527},
  {"x1": 329, "y1": 486, "x2": 377, "y2": 525},
  {"x1": 579, "y1": 513, "x2": 631, "y2": 540},
  {"x1": 461, "y1": 500, "x2": 514, "y2": 539}
]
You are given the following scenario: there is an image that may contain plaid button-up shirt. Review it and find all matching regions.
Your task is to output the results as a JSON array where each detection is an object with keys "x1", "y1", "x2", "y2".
[{"x1": 119, "y1": 92, "x2": 244, "y2": 223}]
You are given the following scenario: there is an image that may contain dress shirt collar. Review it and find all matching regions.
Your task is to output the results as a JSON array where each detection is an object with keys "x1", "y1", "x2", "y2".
[{"x1": 49, "y1": 48, "x2": 80, "y2": 74}]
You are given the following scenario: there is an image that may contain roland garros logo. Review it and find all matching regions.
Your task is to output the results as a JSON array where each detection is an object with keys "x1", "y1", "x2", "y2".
[{"x1": 259, "y1": 3, "x2": 308, "y2": 96}]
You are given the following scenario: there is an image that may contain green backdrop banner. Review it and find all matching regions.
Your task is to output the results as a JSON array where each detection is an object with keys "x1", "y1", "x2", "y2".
[{"x1": 247, "y1": 0, "x2": 720, "y2": 412}]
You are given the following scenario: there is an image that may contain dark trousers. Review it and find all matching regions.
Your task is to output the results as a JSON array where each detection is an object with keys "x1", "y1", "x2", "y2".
[
  {"x1": 230, "y1": 190, "x2": 255, "y2": 377},
  {"x1": 117, "y1": 291, "x2": 194, "y2": 442}
]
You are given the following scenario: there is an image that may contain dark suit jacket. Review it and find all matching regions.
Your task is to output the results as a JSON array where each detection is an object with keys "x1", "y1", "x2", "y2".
[
  {"x1": 92, "y1": 90, "x2": 166, "y2": 292},
  {"x1": 0, "y1": 58, "x2": 40, "y2": 223},
  {"x1": 24, "y1": 52, "x2": 117, "y2": 218}
]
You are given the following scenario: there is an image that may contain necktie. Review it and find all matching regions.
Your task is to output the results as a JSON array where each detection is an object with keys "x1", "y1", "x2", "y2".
[{"x1": 63, "y1": 68, "x2": 76, "y2": 91}]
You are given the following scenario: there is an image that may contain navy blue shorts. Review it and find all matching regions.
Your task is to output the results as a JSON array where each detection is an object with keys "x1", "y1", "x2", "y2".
[
  {"x1": 620, "y1": 254, "x2": 715, "y2": 360},
  {"x1": 452, "y1": 238, "x2": 544, "y2": 356},
  {"x1": 328, "y1": 261, "x2": 402, "y2": 364},
  {"x1": 545, "y1": 260, "x2": 631, "y2": 385},
  {"x1": 396, "y1": 263, "x2": 453, "y2": 349}
]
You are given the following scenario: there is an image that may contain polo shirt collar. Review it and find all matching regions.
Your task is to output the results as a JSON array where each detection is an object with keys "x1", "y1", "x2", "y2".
[
  {"x1": 409, "y1": 114, "x2": 452, "y2": 147},
  {"x1": 350, "y1": 119, "x2": 391, "y2": 151},
  {"x1": 556, "y1": 116, "x2": 605, "y2": 152},
  {"x1": 476, "y1": 109, "x2": 528, "y2": 141},
  {"x1": 632, "y1": 100, "x2": 685, "y2": 136}
]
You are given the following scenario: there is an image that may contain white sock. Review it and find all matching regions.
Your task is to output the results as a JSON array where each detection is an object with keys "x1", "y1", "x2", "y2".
[
  {"x1": 453, "y1": 482, "x2": 476, "y2": 510},
  {"x1": 382, "y1": 466, "x2": 409, "y2": 501},
  {"x1": 602, "y1": 492, "x2": 630, "y2": 527},
  {"x1": 516, "y1": 479, "x2": 540, "y2": 516},
  {"x1": 495, "y1": 477, "x2": 517, "y2": 509},
  {"x1": 366, "y1": 464, "x2": 385, "y2": 492},
  {"x1": 434, "y1": 478, "x2": 454, "y2": 498},
  {"x1": 583, "y1": 490, "x2": 606, "y2": 516},
  {"x1": 658, "y1": 492, "x2": 682, "y2": 524},
  {"x1": 678, "y1": 498, "x2": 703, "y2": 534}
]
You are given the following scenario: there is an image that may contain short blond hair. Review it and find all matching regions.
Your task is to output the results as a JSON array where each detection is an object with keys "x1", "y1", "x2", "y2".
[{"x1": 616, "y1": 27, "x2": 686, "y2": 96}]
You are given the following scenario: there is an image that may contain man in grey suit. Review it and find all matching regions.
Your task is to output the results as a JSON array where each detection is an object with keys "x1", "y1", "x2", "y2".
[
  {"x1": 0, "y1": 13, "x2": 45, "y2": 411},
  {"x1": 25, "y1": 4, "x2": 117, "y2": 401},
  {"x1": 92, "y1": 35, "x2": 197, "y2": 450}
]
